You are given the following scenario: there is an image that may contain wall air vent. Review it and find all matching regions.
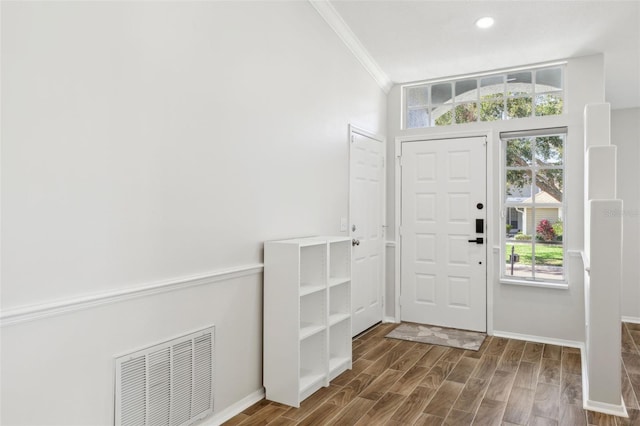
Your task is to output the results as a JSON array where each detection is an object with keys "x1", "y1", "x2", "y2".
[{"x1": 115, "y1": 326, "x2": 214, "y2": 426}]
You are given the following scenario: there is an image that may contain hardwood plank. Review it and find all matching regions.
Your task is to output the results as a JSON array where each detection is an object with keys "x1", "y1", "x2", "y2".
[
  {"x1": 561, "y1": 373, "x2": 583, "y2": 405},
  {"x1": 326, "y1": 397, "x2": 375, "y2": 426},
  {"x1": 562, "y1": 351, "x2": 583, "y2": 376},
  {"x1": 484, "y1": 369, "x2": 516, "y2": 402},
  {"x1": 242, "y1": 400, "x2": 271, "y2": 416},
  {"x1": 451, "y1": 377, "x2": 489, "y2": 413},
  {"x1": 625, "y1": 323, "x2": 640, "y2": 332},
  {"x1": 387, "y1": 365, "x2": 430, "y2": 396},
  {"x1": 328, "y1": 373, "x2": 377, "y2": 407},
  {"x1": 414, "y1": 413, "x2": 445, "y2": 425},
  {"x1": 505, "y1": 339, "x2": 527, "y2": 352},
  {"x1": 359, "y1": 323, "x2": 397, "y2": 340},
  {"x1": 440, "y1": 348, "x2": 465, "y2": 364},
  {"x1": 463, "y1": 336, "x2": 492, "y2": 359},
  {"x1": 331, "y1": 359, "x2": 373, "y2": 386},
  {"x1": 222, "y1": 413, "x2": 249, "y2": 426},
  {"x1": 629, "y1": 330, "x2": 640, "y2": 350},
  {"x1": 539, "y1": 358, "x2": 562, "y2": 386},
  {"x1": 423, "y1": 380, "x2": 464, "y2": 418},
  {"x1": 266, "y1": 416, "x2": 297, "y2": 426},
  {"x1": 513, "y1": 361, "x2": 540, "y2": 390},
  {"x1": 354, "y1": 392, "x2": 406, "y2": 426},
  {"x1": 621, "y1": 369, "x2": 640, "y2": 410},
  {"x1": 559, "y1": 403, "x2": 587, "y2": 426},
  {"x1": 443, "y1": 409, "x2": 474, "y2": 426},
  {"x1": 353, "y1": 338, "x2": 385, "y2": 361},
  {"x1": 281, "y1": 384, "x2": 341, "y2": 421},
  {"x1": 296, "y1": 402, "x2": 343, "y2": 426},
  {"x1": 615, "y1": 408, "x2": 640, "y2": 426},
  {"x1": 531, "y1": 382, "x2": 560, "y2": 420},
  {"x1": 446, "y1": 357, "x2": 478, "y2": 384},
  {"x1": 498, "y1": 348, "x2": 525, "y2": 373},
  {"x1": 473, "y1": 398, "x2": 507, "y2": 426},
  {"x1": 485, "y1": 337, "x2": 509, "y2": 357},
  {"x1": 415, "y1": 345, "x2": 448, "y2": 368},
  {"x1": 529, "y1": 415, "x2": 559, "y2": 426},
  {"x1": 364, "y1": 345, "x2": 411, "y2": 376},
  {"x1": 238, "y1": 404, "x2": 287, "y2": 426},
  {"x1": 360, "y1": 339, "x2": 400, "y2": 362},
  {"x1": 585, "y1": 410, "x2": 618, "y2": 426},
  {"x1": 543, "y1": 344, "x2": 562, "y2": 361},
  {"x1": 420, "y1": 359, "x2": 456, "y2": 389},
  {"x1": 503, "y1": 386, "x2": 535, "y2": 425},
  {"x1": 522, "y1": 342, "x2": 544, "y2": 363},
  {"x1": 563, "y1": 346, "x2": 581, "y2": 354},
  {"x1": 390, "y1": 385, "x2": 437, "y2": 424},
  {"x1": 621, "y1": 327, "x2": 638, "y2": 354},
  {"x1": 622, "y1": 352, "x2": 640, "y2": 376},
  {"x1": 388, "y1": 347, "x2": 430, "y2": 372},
  {"x1": 473, "y1": 354, "x2": 500, "y2": 380},
  {"x1": 359, "y1": 368, "x2": 405, "y2": 401},
  {"x1": 628, "y1": 372, "x2": 640, "y2": 397}
]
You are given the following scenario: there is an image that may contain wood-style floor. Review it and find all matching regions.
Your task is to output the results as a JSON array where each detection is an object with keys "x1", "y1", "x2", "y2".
[{"x1": 224, "y1": 322, "x2": 640, "y2": 426}]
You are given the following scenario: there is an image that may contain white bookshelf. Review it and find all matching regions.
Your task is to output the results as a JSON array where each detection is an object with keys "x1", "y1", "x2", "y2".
[{"x1": 264, "y1": 236, "x2": 352, "y2": 407}]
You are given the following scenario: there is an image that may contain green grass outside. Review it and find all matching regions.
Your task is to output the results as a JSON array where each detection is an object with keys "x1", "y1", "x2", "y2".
[{"x1": 505, "y1": 243, "x2": 564, "y2": 266}]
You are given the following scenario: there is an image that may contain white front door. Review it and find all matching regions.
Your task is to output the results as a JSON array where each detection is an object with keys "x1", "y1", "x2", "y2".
[
  {"x1": 350, "y1": 128, "x2": 385, "y2": 336},
  {"x1": 400, "y1": 137, "x2": 487, "y2": 332}
]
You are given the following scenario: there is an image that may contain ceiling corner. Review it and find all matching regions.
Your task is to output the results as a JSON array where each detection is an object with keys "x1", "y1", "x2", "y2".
[{"x1": 308, "y1": 0, "x2": 392, "y2": 94}]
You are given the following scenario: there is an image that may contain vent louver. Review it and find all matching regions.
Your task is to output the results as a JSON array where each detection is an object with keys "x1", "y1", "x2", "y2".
[{"x1": 115, "y1": 327, "x2": 214, "y2": 426}]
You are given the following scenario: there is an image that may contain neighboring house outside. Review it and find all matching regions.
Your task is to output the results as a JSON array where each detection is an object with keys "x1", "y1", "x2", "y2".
[{"x1": 506, "y1": 190, "x2": 562, "y2": 235}]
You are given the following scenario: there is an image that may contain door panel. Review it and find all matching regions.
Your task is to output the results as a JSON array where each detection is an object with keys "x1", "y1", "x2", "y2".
[
  {"x1": 400, "y1": 137, "x2": 486, "y2": 332},
  {"x1": 350, "y1": 131, "x2": 384, "y2": 336}
]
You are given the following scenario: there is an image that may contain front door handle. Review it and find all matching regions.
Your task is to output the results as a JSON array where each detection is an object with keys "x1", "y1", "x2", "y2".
[
  {"x1": 352, "y1": 239, "x2": 360, "y2": 246},
  {"x1": 468, "y1": 237, "x2": 484, "y2": 244}
]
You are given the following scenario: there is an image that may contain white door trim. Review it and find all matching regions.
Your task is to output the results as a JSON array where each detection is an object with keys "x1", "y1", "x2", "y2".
[
  {"x1": 349, "y1": 124, "x2": 386, "y2": 333},
  {"x1": 394, "y1": 129, "x2": 495, "y2": 334}
]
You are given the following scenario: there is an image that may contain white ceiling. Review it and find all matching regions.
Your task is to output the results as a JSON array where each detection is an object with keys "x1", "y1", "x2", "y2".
[{"x1": 330, "y1": 0, "x2": 640, "y2": 109}]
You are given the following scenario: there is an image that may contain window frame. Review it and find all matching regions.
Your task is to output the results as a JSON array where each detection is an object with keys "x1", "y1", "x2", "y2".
[
  {"x1": 500, "y1": 127, "x2": 568, "y2": 288},
  {"x1": 402, "y1": 63, "x2": 566, "y2": 130}
]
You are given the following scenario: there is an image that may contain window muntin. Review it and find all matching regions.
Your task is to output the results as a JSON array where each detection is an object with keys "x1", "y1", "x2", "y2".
[
  {"x1": 502, "y1": 132, "x2": 566, "y2": 283},
  {"x1": 404, "y1": 65, "x2": 564, "y2": 129}
]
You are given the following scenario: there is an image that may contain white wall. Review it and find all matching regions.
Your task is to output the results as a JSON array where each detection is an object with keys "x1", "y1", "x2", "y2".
[
  {"x1": 0, "y1": 2, "x2": 386, "y2": 424},
  {"x1": 612, "y1": 107, "x2": 640, "y2": 321},
  {"x1": 386, "y1": 55, "x2": 605, "y2": 342}
]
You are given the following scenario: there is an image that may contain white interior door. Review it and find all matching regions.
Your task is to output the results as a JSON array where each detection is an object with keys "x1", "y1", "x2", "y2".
[
  {"x1": 350, "y1": 129, "x2": 385, "y2": 337},
  {"x1": 400, "y1": 136, "x2": 487, "y2": 332}
]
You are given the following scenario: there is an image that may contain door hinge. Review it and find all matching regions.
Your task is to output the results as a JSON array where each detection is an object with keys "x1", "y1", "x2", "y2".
[
  {"x1": 381, "y1": 156, "x2": 385, "y2": 168},
  {"x1": 351, "y1": 135, "x2": 355, "y2": 143},
  {"x1": 398, "y1": 156, "x2": 403, "y2": 167}
]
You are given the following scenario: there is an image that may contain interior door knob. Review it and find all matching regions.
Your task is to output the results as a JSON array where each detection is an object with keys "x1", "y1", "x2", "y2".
[{"x1": 352, "y1": 239, "x2": 360, "y2": 246}]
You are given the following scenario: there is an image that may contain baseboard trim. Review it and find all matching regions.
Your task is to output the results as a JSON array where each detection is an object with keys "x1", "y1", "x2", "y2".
[
  {"x1": 622, "y1": 316, "x2": 640, "y2": 324},
  {"x1": 205, "y1": 388, "x2": 266, "y2": 426},
  {"x1": 580, "y1": 336, "x2": 629, "y2": 418},
  {"x1": 1, "y1": 263, "x2": 264, "y2": 327},
  {"x1": 491, "y1": 330, "x2": 584, "y2": 349},
  {"x1": 383, "y1": 316, "x2": 399, "y2": 324},
  {"x1": 584, "y1": 399, "x2": 628, "y2": 418}
]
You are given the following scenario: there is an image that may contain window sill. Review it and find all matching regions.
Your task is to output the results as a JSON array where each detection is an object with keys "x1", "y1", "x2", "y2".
[{"x1": 500, "y1": 278, "x2": 569, "y2": 290}]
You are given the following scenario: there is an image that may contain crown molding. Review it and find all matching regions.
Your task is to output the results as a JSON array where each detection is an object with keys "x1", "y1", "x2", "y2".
[{"x1": 309, "y1": 0, "x2": 392, "y2": 94}]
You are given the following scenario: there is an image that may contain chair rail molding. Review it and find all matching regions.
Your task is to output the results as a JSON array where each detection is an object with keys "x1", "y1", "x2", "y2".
[{"x1": 1, "y1": 264, "x2": 264, "y2": 327}]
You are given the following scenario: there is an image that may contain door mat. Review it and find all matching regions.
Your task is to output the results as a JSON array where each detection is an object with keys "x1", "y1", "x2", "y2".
[{"x1": 385, "y1": 322, "x2": 487, "y2": 351}]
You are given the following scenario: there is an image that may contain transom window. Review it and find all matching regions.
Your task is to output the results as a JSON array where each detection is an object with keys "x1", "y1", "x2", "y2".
[
  {"x1": 404, "y1": 66, "x2": 564, "y2": 129},
  {"x1": 501, "y1": 128, "x2": 566, "y2": 284}
]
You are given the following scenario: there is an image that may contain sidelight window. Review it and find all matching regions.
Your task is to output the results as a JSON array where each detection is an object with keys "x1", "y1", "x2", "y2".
[{"x1": 501, "y1": 128, "x2": 566, "y2": 284}]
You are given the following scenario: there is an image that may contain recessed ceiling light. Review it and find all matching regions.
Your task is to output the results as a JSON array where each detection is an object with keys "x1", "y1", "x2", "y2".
[{"x1": 475, "y1": 16, "x2": 495, "y2": 29}]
